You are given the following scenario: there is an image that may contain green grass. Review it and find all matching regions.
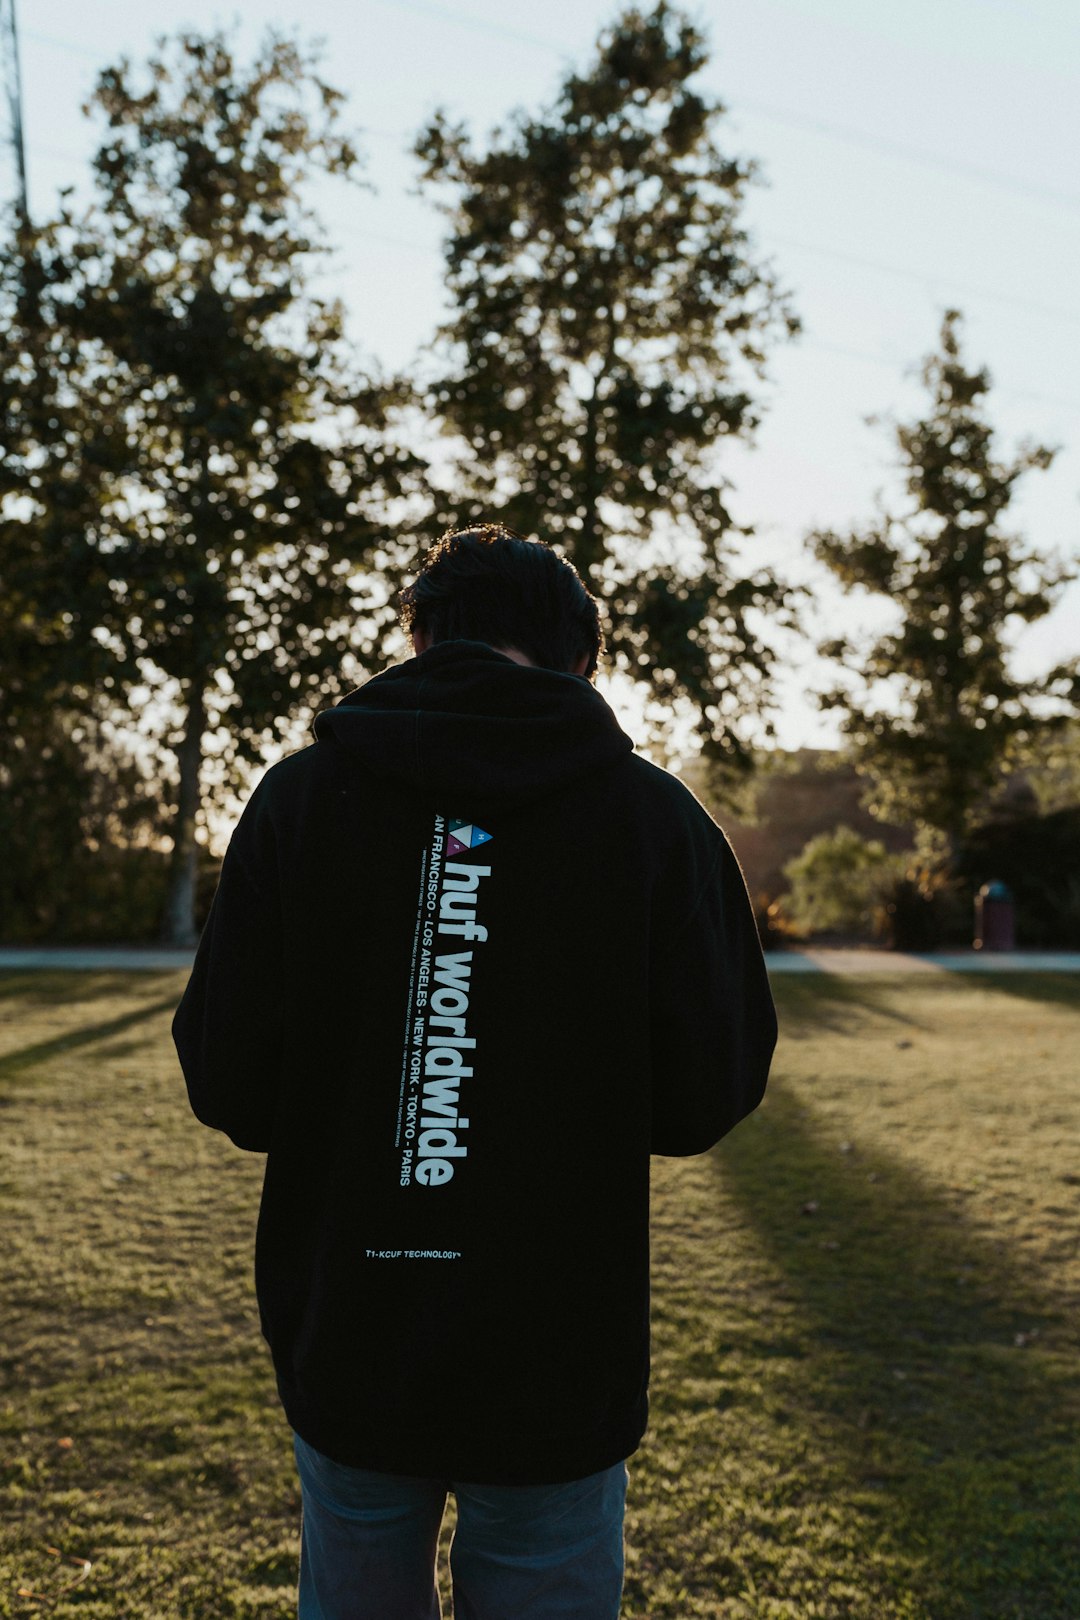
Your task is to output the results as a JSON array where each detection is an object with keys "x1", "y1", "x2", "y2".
[{"x1": 1, "y1": 970, "x2": 1078, "y2": 1618}]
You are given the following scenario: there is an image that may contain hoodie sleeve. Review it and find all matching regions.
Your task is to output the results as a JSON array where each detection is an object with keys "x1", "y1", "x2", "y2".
[
  {"x1": 172, "y1": 784, "x2": 285, "y2": 1152},
  {"x1": 649, "y1": 830, "x2": 776, "y2": 1156}
]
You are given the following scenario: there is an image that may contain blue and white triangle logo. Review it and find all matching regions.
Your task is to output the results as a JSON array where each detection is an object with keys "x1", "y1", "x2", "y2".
[{"x1": 447, "y1": 819, "x2": 492, "y2": 857}]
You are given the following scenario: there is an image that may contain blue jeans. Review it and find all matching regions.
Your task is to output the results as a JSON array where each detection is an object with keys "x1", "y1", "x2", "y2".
[{"x1": 292, "y1": 1434, "x2": 627, "y2": 1619}]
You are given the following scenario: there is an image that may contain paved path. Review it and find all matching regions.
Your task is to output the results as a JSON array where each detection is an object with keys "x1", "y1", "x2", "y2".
[
  {"x1": 0, "y1": 948, "x2": 196, "y2": 971},
  {"x1": 767, "y1": 948, "x2": 1080, "y2": 974},
  {"x1": 1, "y1": 946, "x2": 1079, "y2": 974}
]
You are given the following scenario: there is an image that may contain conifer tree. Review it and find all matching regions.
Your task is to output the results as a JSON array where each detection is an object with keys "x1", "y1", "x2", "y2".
[
  {"x1": 415, "y1": 2, "x2": 798, "y2": 762},
  {"x1": 812, "y1": 310, "x2": 1076, "y2": 845}
]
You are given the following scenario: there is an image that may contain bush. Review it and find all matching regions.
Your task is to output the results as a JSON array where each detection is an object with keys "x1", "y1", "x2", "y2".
[
  {"x1": 0, "y1": 841, "x2": 222, "y2": 945},
  {"x1": 781, "y1": 826, "x2": 908, "y2": 941}
]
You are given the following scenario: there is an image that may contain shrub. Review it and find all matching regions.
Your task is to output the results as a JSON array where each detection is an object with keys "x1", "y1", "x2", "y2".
[{"x1": 781, "y1": 826, "x2": 908, "y2": 941}]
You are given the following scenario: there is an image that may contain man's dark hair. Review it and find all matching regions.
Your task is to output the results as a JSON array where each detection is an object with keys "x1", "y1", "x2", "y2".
[{"x1": 399, "y1": 524, "x2": 604, "y2": 678}]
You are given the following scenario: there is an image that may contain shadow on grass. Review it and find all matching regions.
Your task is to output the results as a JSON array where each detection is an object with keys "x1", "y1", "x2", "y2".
[
  {"x1": 772, "y1": 971, "x2": 930, "y2": 1038},
  {"x1": 0, "y1": 995, "x2": 179, "y2": 1085},
  {"x1": 714, "y1": 1082, "x2": 1080, "y2": 1618},
  {"x1": 941, "y1": 971, "x2": 1080, "y2": 1012},
  {"x1": 0, "y1": 970, "x2": 182, "y2": 1007}
]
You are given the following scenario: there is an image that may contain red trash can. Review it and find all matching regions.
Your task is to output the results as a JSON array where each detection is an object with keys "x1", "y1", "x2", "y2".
[{"x1": 974, "y1": 880, "x2": 1015, "y2": 951}]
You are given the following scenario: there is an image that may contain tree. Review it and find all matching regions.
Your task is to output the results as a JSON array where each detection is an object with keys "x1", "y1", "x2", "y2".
[
  {"x1": 812, "y1": 310, "x2": 1077, "y2": 847},
  {"x1": 0, "y1": 195, "x2": 130, "y2": 940},
  {"x1": 415, "y1": 2, "x2": 798, "y2": 764},
  {"x1": 1, "y1": 31, "x2": 419, "y2": 944}
]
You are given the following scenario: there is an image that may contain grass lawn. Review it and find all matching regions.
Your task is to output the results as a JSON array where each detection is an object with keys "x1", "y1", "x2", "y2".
[{"x1": 1, "y1": 969, "x2": 1078, "y2": 1618}]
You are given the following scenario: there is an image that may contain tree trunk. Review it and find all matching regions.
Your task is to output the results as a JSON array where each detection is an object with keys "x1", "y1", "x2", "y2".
[
  {"x1": 577, "y1": 381, "x2": 603, "y2": 581},
  {"x1": 161, "y1": 683, "x2": 206, "y2": 947}
]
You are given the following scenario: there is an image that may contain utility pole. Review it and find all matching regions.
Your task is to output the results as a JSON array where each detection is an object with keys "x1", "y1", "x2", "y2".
[{"x1": 0, "y1": 0, "x2": 29, "y2": 227}]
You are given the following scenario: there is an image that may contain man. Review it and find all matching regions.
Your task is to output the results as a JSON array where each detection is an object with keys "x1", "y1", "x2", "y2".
[{"x1": 174, "y1": 524, "x2": 776, "y2": 1620}]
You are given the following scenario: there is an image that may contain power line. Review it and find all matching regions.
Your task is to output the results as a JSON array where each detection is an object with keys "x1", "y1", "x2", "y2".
[
  {"x1": 329, "y1": 221, "x2": 1080, "y2": 411},
  {"x1": 18, "y1": 3, "x2": 1080, "y2": 417},
  {"x1": 325, "y1": 214, "x2": 1080, "y2": 335},
  {"x1": 770, "y1": 234, "x2": 1080, "y2": 328},
  {"x1": 25, "y1": 130, "x2": 1080, "y2": 340},
  {"x1": 24, "y1": 117, "x2": 1080, "y2": 340},
  {"x1": 365, "y1": 0, "x2": 567, "y2": 58},
  {"x1": 23, "y1": 26, "x2": 106, "y2": 63},
  {"x1": 23, "y1": 119, "x2": 1080, "y2": 356},
  {"x1": 26, "y1": 6, "x2": 1080, "y2": 219},
  {"x1": 795, "y1": 336, "x2": 1080, "y2": 415},
  {"x1": 734, "y1": 99, "x2": 1080, "y2": 215},
  {"x1": 367, "y1": 0, "x2": 1080, "y2": 217}
]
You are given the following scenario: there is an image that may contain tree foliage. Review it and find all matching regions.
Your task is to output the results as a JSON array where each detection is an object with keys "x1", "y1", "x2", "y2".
[
  {"x1": 1015, "y1": 721, "x2": 1080, "y2": 815},
  {"x1": 415, "y1": 1, "x2": 798, "y2": 762},
  {"x1": 0, "y1": 31, "x2": 419, "y2": 942},
  {"x1": 0, "y1": 710, "x2": 169, "y2": 942},
  {"x1": 813, "y1": 310, "x2": 1077, "y2": 845},
  {"x1": 0, "y1": 214, "x2": 132, "y2": 940},
  {"x1": 956, "y1": 804, "x2": 1080, "y2": 948}
]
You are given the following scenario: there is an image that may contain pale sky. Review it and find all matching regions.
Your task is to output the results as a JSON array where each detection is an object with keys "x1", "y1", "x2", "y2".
[{"x1": 13, "y1": 0, "x2": 1080, "y2": 749}]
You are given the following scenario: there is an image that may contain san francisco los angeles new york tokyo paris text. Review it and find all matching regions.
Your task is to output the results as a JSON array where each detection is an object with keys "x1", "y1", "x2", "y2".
[{"x1": 392, "y1": 813, "x2": 493, "y2": 1225}]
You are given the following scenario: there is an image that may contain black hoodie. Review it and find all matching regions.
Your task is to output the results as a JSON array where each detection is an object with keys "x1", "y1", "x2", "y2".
[{"x1": 173, "y1": 642, "x2": 776, "y2": 1484}]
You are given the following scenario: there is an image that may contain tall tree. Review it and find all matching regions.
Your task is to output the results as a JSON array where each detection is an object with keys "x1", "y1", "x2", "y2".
[
  {"x1": 812, "y1": 310, "x2": 1077, "y2": 846},
  {"x1": 1, "y1": 32, "x2": 418, "y2": 943},
  {"x1": 415, "y1": 1, "x2": 798, "y2": 764},
  {"x1": 0, "y1": 193, "x2": 124, "y2": 940}
]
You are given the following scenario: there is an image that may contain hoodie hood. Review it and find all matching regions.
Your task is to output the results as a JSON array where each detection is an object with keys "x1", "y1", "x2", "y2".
[{"x1": 313, "y1": 641, "x2": 634, "y2": 816}]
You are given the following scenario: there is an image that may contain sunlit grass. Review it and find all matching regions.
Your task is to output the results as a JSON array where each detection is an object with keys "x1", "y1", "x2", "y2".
[{"x1": 1, "y1": 971, "x2": 1077, "y2": 1618}]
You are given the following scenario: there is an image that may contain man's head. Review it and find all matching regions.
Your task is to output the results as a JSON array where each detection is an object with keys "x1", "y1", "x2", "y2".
[{"x1": 399, "y1": 524, "x2": 604, "y2": 679}]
